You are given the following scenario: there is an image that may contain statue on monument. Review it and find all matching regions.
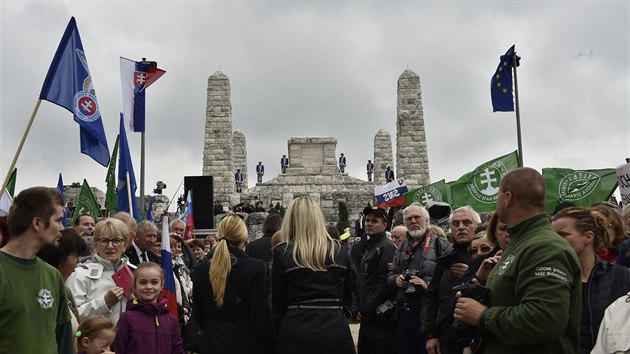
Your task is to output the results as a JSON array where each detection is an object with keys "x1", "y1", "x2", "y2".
[
  {"x1": 339, "y1": 153, "x2": 347, "y2": 173},
  {"x1": 281, "y1": 154, "x2": 289, "y2": 174},
  {"x1": 367, "y1": 159, "x2": 375, "y2": 181}
]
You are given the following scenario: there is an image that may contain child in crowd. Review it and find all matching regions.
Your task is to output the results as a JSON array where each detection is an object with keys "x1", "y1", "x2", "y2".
[
  {"x1": 111, "y1": 262, "x2": 184, "y2": 354},
  {"x1": 75, "y1": 315, "x2": 116, "y2": 354}
]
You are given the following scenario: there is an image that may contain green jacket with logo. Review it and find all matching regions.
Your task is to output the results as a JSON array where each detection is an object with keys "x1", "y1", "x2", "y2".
[{"x1": 479, "y1": 214, "x2": 581, "y2": 354}]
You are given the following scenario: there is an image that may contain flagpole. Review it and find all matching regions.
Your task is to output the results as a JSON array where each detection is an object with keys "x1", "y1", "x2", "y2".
[
  {"x1": 513, "y1": 50, "x2": 523, "y2": 167},
  {"x1": 126, "y1": 172, "x2": 133, "y2": 215},
  {"x1": 1, "y1": 99, "x2": 42, "y2": 193},
  {"x1": 140, "y1": 131, "x2": 145, "y2": 216}
]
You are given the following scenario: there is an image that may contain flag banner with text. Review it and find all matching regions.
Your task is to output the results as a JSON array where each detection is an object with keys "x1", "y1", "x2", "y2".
[
  {"x1": 40, "y1": 17, "x2": 110, "y2": 167},
  {"x1": 120, "y1": 57, "x2": 166, "y2": 132},
  {"x1": 404, "y1": 179, "x2": 452, "y2": 207},
  {"x1": 491, "y1": 45, "x2": 515, "y2": 112},
  {"x1": 72, "y1": 179, "x2": 102, "y2": 225},
  {"x1": 450, "y1": 151, "x2": 519, "y2": 212},
  {"x1": 543, "y1": 168, "x2": 618, "y2": 214},
  {"x1": 616, "y1": 163, "x2": 630, "y2": 207},
  {"x1": 375, "y1": 178, "x2": 409, "y2": 208}
]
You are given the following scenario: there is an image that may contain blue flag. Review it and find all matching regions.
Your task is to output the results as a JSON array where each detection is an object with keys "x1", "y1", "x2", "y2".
[
  {"x1": 146, "y1": 199, "x2": 154, "y2": 222},
  {"x1": 39, "y1": 17, "x2": 110, "y2": 167},
  {"x1": 117, "y1": 114, "x2": 140, "y2": 221},
  {"x1": 491, "y1": 45, "x2": 515, "y2": 112},
  {"x1": 57, "y1": 173, "x2": 67, "y2": 226}
]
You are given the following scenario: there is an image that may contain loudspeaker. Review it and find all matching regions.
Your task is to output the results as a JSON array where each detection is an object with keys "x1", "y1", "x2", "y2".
[{"x1": 184, "y1": 176, "x2": 214, "y2": 229}]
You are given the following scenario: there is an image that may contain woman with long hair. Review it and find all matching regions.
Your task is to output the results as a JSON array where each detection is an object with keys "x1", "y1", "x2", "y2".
[
  {"x1": 551, "y1": 207, "x2": 630, "y2": 354},
  {"x1": 192, "y1": 214, "x2": 275, "y2": 354},
  {"x1": 272, "y1": 196, "x2": 355, "y2": 354}
]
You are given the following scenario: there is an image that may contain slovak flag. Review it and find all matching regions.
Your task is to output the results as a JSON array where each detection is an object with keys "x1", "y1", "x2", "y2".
[
  {"x1": 160, "y1": 216, "x2": 178, "y2": 318},
  {"x1": 120, "y1": 57, "x2": 165, "y2": 132},
  {"x1": 374, "y1": 178, "x2": 409, "y2": 208},
  {"x1": 182, "y1": 191, "x2": 194, "y2": 240}
]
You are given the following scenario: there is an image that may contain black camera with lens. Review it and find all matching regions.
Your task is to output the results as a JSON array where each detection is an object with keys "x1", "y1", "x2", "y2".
[
  {"x1": 452, "y1": 282, "x2": 491, "y2": 346},
  {"x1": 403, "y1": 269, "x2": 421, "y2": 296},
  {"x1": 375, "y1": 299, "x2": 395, "y2": 320}
]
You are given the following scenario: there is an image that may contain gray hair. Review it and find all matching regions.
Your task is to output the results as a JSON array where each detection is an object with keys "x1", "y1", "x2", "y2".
[
  {"x1": 450, "y1": 205, "x2": 481, "y2": 224},
  {"x1": 403, "y1": 202, "x2": 430, "y2": 222},
  {"x1": 136, "y1": 220, "x2": 159, "y2": 236}
]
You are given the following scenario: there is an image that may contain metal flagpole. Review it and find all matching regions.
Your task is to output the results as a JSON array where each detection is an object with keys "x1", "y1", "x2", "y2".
[
  {"x1": 140, "y1": 131, "x2": 145, "y2": 215},
  {"x1": 126, "y1": 171, "x2": 133, "y2": 215},
  {"x1": 512, "y1": 49, "x2": 523, "y2": 167}
]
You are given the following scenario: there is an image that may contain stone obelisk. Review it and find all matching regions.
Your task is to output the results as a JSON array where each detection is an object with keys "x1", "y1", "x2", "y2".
[
  {"x1": 396, "y1": 69, "x2": 430, "y2": 189},
  {"x1": 374, "y1": 129, "x2": 394, "y2": 185},
  {"x1": 233, "y1": 129, "x2": 248, "y2": 190}
]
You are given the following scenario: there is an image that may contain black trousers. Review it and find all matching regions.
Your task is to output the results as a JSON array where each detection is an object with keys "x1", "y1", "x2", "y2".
[{"x1": 358, "y1": 318, "x2": 395, "y2": 354}]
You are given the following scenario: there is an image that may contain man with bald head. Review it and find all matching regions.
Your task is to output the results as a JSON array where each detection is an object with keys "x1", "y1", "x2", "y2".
[
  {"x1": 388, "y1": 203, "x2": 452, "y2": 354},
  {"x1": 390, "y1": 225, "x2": 407, "y2": 247},
  {"x1": 454, "y1": 167, "x2": 581, "y2": 354},
  {"x1": 112, "y1": 212, "x2": 137, "y2": 244}
]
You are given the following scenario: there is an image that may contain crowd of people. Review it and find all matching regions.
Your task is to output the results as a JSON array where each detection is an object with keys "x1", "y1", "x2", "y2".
[{"x1": 2, "y1": 167, "x2": 630, "y2": 354}]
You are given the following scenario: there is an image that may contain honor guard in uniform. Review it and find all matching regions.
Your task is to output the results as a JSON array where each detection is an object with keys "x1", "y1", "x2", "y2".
[
  {"x1": 367, "y1": 159, "x2": 375, "y2": 181},
  {"x1": 339, "y1": 153, "x2": 347, "y2": 173},
  {"x1": 385, "y1": 165, "x2": 395, "y2": 183},
  {"x1": 235, "y1": 169, "x2": 244, "y2": 193},
  {"x1": 256, "y1": 162, "x2": 265, "y2": 183},
  {"x1": 281, "y1": 154, "x2": 289, "y2": 174}
]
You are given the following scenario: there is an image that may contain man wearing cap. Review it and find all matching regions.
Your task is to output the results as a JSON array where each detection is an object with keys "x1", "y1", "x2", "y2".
[
  {"x1": 256, "y1": 161, "x2": 265, "y2": 183},
  {"x1": 385, "y1": 165, "x2": 395, "y2": 183},
  {"x1": 388, "y1": 203, "x2": 452, "y2": 354},
  {"x1": 281, "y1": 154, "x2": 289, "y2": 174},
  {"x1": 357, "y1": 206, "x2": 397, "y2": 354},
  {"x1": 339, "y1": 153, "x2": 347, "y2": 173},
  {"x1": 367, "y1": 160, "x2": 375, "y2": 181}
]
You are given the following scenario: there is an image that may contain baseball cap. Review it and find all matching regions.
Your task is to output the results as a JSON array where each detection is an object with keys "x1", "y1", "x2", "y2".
[{"x1": 363, "y1": 206, "x2": 387, "y2": 222}]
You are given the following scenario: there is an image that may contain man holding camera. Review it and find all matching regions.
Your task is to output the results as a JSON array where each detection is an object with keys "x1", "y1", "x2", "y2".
[
  {"x1": 454, "y1": 168, "x2": 581, "y2": 354},
  {"x1": 357, "y1": 206, "x2": 397, "y2": 354},
  {"x1": 425, "y1": 205, "x2": 478, "y2": 354},
  {"x1": 388, "y1": 203, "x2": 452, "y2": 354}
]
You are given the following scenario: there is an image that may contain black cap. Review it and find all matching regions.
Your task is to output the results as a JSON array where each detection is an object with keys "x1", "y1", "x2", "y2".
[{"x1": 363, "y1": 206, "x2": 387, "y2": 222}]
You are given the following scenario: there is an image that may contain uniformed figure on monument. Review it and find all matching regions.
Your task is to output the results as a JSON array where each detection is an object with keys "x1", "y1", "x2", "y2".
[
  {"x1": 339, "y1": 153, "x2": 347, "y2": 173},
  {"x1": 256, "y1": 161, "x2": 264, "y2": 183},
  {"x1": 385, "y1": 165, "x2": 395, "y2": 183},
  {"x1": 281, "y1": 154, "x2": 289, "y2": 174},
  {"x1": 367, "y1": 159, "x2": 375, "y2": 181},
  {"x1": 234, "y1": 168, "x2": 244, "y2": 193}
]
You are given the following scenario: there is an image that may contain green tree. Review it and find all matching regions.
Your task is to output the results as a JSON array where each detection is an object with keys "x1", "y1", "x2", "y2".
[{"x1": 336, "y1": 201, "x2": 350, "y2": 233}]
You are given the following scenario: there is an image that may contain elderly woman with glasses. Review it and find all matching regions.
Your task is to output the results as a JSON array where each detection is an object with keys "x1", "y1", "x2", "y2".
[{"x1": 67, "y1": 218, "x2": 131, "y2": 324}]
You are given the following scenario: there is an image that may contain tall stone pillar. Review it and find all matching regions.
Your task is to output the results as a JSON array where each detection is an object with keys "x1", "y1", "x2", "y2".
[
  {"x1": 233, "y1": 129, "x2": 248, "y2": 190},
  {"x1": 202, "y1": 71, "x2": 233, "y2": 205},
  {"x1": 396, "y1": 69, "x2": 430, "y2": 189},
  {"x1": 373, "y1": 129, "x2": 394, "y2": 185}
]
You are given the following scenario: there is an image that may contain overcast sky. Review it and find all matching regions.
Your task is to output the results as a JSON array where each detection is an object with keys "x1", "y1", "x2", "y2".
[{"x1": 1, "y1": 1, "x2": 628, "y2": 211}]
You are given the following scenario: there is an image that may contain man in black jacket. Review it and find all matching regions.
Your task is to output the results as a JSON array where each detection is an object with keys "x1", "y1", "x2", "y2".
[
  {"x1": 357, "y1": 207, "x2": 397, "y2": 354},
  {"x1": 425, "y1": 205, "x2": 479, "y2": 354}
]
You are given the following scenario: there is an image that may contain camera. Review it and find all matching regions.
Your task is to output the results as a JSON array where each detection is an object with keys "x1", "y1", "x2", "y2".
[
  {"x1": 452, "y1": 282, "x2": 491, "y2": 345},
  {"x1": 403, "y1": 269, "x2": 421, "y2": 296},
  {"x1": 375, "y1": 300, "x2": 395, "y2": 320}
]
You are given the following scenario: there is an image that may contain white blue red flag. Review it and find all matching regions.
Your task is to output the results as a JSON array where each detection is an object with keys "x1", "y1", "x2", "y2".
[
  {"x1": 181, "y1": 191, "x2": 194, "y2": 240},
  {"x1": 40, "y1": 17, "x2": 110, "y2": 167},
  {"x1": 120, "y1": 57, "x2": 165, "y2": 133},
  {"x1": 374, "y1": 178, "x2": 409, "y2": 208},
  {"x1": 160, "y1": 216, "x2": 178, "y2": 318},
  {"x1": 117, "y1": 114, "x2": 140, "y2": 220}
]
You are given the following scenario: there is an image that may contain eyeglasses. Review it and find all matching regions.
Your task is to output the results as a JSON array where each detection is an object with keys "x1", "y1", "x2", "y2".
[
  {"x1": 95, "y1": 238, "x2": 125, "y2": 247},
  {"x1": 471, "y1": 244, "x2": 493, "y2": 255}
]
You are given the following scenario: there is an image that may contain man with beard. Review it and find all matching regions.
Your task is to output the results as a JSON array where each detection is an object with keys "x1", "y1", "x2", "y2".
[
  {"x1": 388, "y1": 203, "x2": 452, "y2": 354},
  {"x1": 454, "y1": 168, "x2": 581, "y2": 354},
  {"x1": 0, "y1": 187, "x2": 73, "y2": 354},
  {"x1": 425, "y1": 205, "x2": 479, "y2": 354},
  {"x1": 357, "y1": 206, "x2": 397, "y2": 354}
]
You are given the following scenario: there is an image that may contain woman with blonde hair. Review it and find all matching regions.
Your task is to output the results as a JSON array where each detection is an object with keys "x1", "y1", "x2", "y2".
[
  {"x1": 272, "y1": 196, "x2": 355, "y2": 354},
  {"x1": 192, "y1": 214, "x2": 275, "y2": 354}
]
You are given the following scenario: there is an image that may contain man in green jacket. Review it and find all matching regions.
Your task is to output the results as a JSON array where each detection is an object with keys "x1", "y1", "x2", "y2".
[{"x1": 454, "y1": 167, "x2": 581, "y2": 354}]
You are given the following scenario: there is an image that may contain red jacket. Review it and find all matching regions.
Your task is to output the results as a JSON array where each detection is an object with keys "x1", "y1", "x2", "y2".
[{"x1": 111, "y1": 297, "x2": 184, "y2": 354}]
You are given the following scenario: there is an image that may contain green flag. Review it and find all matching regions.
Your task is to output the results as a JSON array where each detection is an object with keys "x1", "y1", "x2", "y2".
[
  {"x1": 543, "y1": 168, "x2": 618, "y2": 214},
  {"x1": 105, "y1": 135, "x2": 119, "y2": 214},
  {"x1": 72, "y1": 179, "x2": 102, "y2": 225},
  {"x1": 6, "y1": 168, "x2": 17, "y2": 197},
  {"x1": 450, "y1": 151, "x2": 519, "y2": 212},
  {"x1": 404, "y1": 179, "x2": 452, "y2": 207}
]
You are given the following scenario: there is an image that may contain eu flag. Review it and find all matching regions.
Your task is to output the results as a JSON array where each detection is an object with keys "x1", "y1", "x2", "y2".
[
  {"x1": 117, "y1": 114, "x2": 140, "y2": 221},
  {"x1": 491, "y1": 45, "x2": 515, "y2": 112},
  {"x1": 39, "y1": 17, "x2": 110, "y2": 167}
]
